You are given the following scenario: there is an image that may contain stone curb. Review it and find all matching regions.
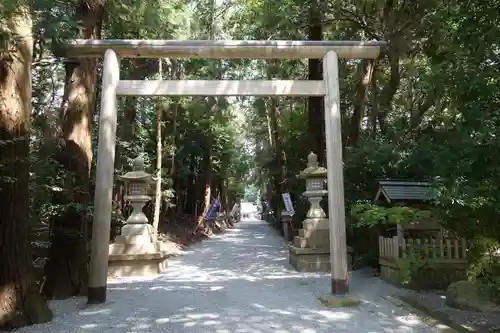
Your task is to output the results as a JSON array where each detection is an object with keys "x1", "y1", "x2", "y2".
[{"x1": 384, "y1": 295, "x2": 473, "y2": 333}]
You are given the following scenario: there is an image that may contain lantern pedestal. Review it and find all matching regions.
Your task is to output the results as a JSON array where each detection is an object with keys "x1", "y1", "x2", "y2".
[
  {"x1": 288, "y1": 152, "x2": 332, "y2": 272},
  {"x1": 108, "y1": 221, "x2": 168, "y2": 278},
  {"x1": 107, "y1": 250, "x2": 168, "y2": 278},
  {"x1": 289, "y1": 216, "x2": 331, "y2": 272},
  {"x1": 107, "y1": 156, "x2": 168, "y2": 278}
]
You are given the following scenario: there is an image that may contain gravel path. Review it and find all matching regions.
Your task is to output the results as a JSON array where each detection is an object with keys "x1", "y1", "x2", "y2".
[
  {"x1": 19, "y1": 219, "x2": 441, "y2": 333},
  {"x1": 399, "y1": 289, "x2": 500, "y2": 332}
]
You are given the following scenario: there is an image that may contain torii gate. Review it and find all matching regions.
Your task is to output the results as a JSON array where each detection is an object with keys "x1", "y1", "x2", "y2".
[{"x1": 70, "y1": 40, "x2": 387, "y2": 304}]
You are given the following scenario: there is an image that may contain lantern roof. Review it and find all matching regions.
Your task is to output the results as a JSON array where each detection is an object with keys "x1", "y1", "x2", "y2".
[
  {"x1": 298, "y1": 152, "x2": 327, "y2": 179},
  {"x1": 118, "y1": 155, "x2": 151, "y2": 181}
]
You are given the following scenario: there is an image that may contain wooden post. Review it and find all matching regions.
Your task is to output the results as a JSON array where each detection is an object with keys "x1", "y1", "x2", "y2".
[
  {"x1": 393, "y1": 236, "x2": 399, "y2": 258},
  {"x1": 401, "y1": 238, "x2": 407, "y2": 258},
  {"x1": 439, "y1": 227, "x2": 445, "y2": 257},
  {"x1": 323, "y1": 51, "x2": 349, "y2": 295},
  {"x1": 453, "y1": 239, "x2": 459, "y2": 259},
  {"x1": 396, "y1": 224, "x2": 404, "y2": 243},
  {"x1": 446, "y1": 239, "x2": 452, "y2": 259},
  {"x1": 461, "y1": 238, "x2": 467, "y2": 258},
  {"x1": 88, "y1": 49, "x2": 119, "y2": 304}
]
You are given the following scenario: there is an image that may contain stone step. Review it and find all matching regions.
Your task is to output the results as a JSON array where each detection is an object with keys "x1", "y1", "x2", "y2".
[
  {"x1": 289, "y1": 250, "x2": 330, "y2": 272},
  {"x1": 294, "y1": 232, "x2": 329, "y2": 249},
  {"x1": 293, "y1": 236, "x2": 308, "y2": 248},
  {"x1": 108, "y1": 252, "x2": 168, "y2": 277},
  {"x1": 288, "y1": 245, "x2": 353, "y2": 272}
]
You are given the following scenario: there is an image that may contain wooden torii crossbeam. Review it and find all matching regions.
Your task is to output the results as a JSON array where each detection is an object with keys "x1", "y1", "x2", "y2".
[
  {"x1": 82, "y1": 39, "x2": 387, "y2": 304},
  {"x1": 67, "y1": 39, "x2": 385, "y2": 59}
]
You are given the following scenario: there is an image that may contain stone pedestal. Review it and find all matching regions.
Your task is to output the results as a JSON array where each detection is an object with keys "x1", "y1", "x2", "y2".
[
  {"x1": 289, "y1": 217, "x2": 331, "y2": 272},
  {"x1": 287, "y1": 151, "x2": 355, "y2": 273},
  {"x1": 288, "y1": 152, "x2": 331, "y2": 272},
  {"x1": 108, "y1": 223, "x2": 168, "y2": 277},
  {"x1": 107, "y1": 156, "x2": 168, "y2": 278}
]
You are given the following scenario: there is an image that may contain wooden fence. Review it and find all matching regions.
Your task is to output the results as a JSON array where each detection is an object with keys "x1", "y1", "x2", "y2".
[
  {"x1": 378, "y1": 236, "x2": 468, "y2": 289},
  {"x1": 378, "y1": 236, "x2": 468, "y2": 261}
]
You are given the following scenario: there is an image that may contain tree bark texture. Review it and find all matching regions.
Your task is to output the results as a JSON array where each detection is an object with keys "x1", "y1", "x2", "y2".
[
  {"x1": 0, "y1": 5, "x2": 53, "y2": 328},
  {"x1": 44, "y1": 0, "x2": 104, "y2": 299},
  {"x1": 307, "y1": 0, "x2": 325, "y2": 164}
]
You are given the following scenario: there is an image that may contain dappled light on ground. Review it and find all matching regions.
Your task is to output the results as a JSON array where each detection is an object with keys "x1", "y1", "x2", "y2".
[{"x1": 17, "y1": 219, "x2": 438, "y2": 333}]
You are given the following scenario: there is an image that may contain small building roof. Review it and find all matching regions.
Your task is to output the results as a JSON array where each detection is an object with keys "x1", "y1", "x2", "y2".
[{"x1": 374, "y1": 179, "x2": 437, "y2": 203}]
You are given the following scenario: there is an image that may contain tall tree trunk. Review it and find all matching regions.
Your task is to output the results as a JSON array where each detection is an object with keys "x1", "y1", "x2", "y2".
[
  {"x1": 195, "y1": 138, "x2": 212, "y2": 233},
  {"x1": 0, "y1": 6, "x2": 53, "y2": 328},
  {"x1": 116, "y1": 59, "x2": 144, "y2": 169},
  {"x1": 268, "y1": 97, "x2": 284, "y2": 228},
  {"x1": 122, "y1": 96, "x2": 137, "y2": 141},
  {"x1": 199, "y1": 183, "x2": 211, "y2": 227},
  {"x1": 195, "y1": 2, "x2": 219, "y2": 231},
  {"x1": 220, "y1": 178, "x2": 228, "y2": 213},
  {"x1": 168, "y1": 62, "x2": 182, "y2": 212},
  {"x1": 169, "y1": 102, "x2": 180, "y2": 212},
  {"x1": 43, "y1": 0, "x2": 104, "y2": 299},
  {"x1": 266, "y1": 103, "x2": 274, "y2": 147},
  {"x1": 152, "y1": 59, "x2": 163, "y2": 238},
  {"x1": 168, "y1": 60, "x2": 181, "y2": 180},
  {"x1": 184, "y1": 155, "x2": 197, "y2": 215},
  {"x1": 377, "y1": 48, "x2": 400, "y2": 134},
  {"x1": 115, "y1": 60, "x2": 143, "y2": 218},
  {"x1": 369, "y1": 65, "x2": 378, "y2": 139},
  {"x1": 349, "y1": 59, "x2": 375, "y2": 146},
  {"x1": 307, "y1": 0, "x2": 325, "y2": 163}
]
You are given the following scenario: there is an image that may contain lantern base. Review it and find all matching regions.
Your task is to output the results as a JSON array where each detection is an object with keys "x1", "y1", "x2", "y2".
[
  {"x1": 108, "y1": 223, "x2": 168, "y2": 278},
  {"x1": 288, "y1": 246, "x2": 354, "y2": 273},
  {"x1": 288, "y1": 217, "x2": 330, "y2": 272},
  {"x1": 108, "y1": 252, "x2": 168, "y2": 278},
  {"x1": 289, "y1": 246, "x2": 331, "y2": 272},
  {"x1": 293, "y1": 217, "x2": 330, "y2": 249}
]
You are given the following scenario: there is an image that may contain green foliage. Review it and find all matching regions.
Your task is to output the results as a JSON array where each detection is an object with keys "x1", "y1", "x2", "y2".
[
  {"x1": 466, "y1": 237, "x2": 500, "y2": 296},
  {"x1": 397, "y1": 249, "x2": 433, "y2": 286},
  {"x1": 349, "y1": 203, "x2": 432, "y2": 228},
  {"x1": 3, "y1": 0, "x2": 500, "y2": 300},
  {"x1": 0, "y1": 0, "x2": 253, "y2": 239}
]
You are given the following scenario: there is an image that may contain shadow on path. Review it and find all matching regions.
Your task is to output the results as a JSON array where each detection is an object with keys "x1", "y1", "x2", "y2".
[{"x1": 18, "y1": 219, "x2": 438, "y2": 333}]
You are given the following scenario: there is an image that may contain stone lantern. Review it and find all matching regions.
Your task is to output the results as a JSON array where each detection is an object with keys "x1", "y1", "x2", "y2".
[
  {"x1": 108, "y1": 155, "x2": 167, "y2": 277},
  {"x1": 299, "y1": 152, "x2": 328, "y2": 219},
  {"x1": 120, "y1": 155, "x2": 152, "y2": 227},
  {"x1": 288, "y1": 151, "x2": 331, "y2": 272}
]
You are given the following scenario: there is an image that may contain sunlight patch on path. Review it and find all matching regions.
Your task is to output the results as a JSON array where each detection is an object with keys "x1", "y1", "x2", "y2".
[{"x1": 16, "y1": 219, "x2": 439, "y2": 333}]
